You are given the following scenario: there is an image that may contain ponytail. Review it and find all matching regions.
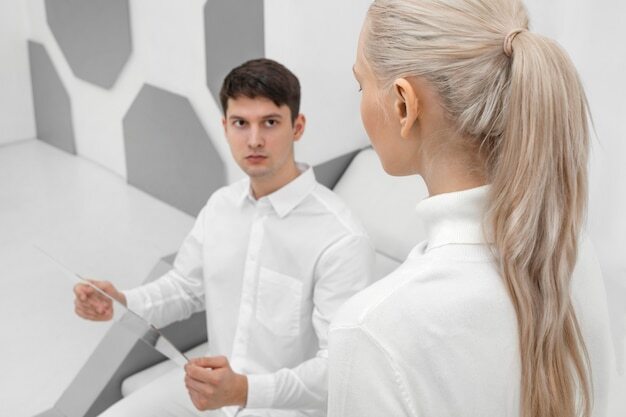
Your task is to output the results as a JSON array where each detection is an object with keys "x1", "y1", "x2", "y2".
[{"x1": 488, "y1": 31, "x2": 592, "y2": 417}]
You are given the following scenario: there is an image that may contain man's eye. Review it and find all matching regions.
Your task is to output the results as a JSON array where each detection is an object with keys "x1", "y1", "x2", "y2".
[
  {"x1": 265, "y1": 119, "x2": 278, "y2": 127},
  {"x1": 233, "y1": 120, "x2": 246, "y2": 127}
]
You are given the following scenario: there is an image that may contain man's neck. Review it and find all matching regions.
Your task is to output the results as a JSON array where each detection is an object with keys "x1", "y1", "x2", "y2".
[{"x1": 250, "y1": 162, "x2": 301, "y2": 199}]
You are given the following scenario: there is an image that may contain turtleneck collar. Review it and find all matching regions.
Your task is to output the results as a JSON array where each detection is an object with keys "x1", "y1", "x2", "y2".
[{"x1": 414, "y1": 185, "x2": 493, "y2": 252}]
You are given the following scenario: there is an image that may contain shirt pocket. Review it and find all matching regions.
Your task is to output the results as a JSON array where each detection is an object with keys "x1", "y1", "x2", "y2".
[{"x1": 256, "y1": 266, "x2": 303, "y2": 337}]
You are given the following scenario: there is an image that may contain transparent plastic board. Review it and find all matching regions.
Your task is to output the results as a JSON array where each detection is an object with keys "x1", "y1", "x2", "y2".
[{"x1": 35, "y1": 245, "x2": 189, "y2": 367}]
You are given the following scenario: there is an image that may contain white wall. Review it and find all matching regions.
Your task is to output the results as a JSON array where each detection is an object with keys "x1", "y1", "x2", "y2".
[
  {"x1": 265, "y1": 0, "x2": 371, "y2": 166},
  {"x1": 0, "y1": 0, "x2": 36, "y2": 145},
  {"x1": 525, "y1": 0, "x2": 626, "y2": 287},
  {"x1": 23, "y1": 0, "x2": 371, "y2": 181}
]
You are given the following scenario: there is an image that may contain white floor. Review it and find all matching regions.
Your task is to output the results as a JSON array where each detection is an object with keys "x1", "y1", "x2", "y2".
[{"x1": 0, "y1": 140, "x2": 194, "y2": 416}]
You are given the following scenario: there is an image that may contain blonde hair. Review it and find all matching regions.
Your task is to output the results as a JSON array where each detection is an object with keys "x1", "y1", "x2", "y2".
[{"x1": 365, "y1": 1, "x2": 592, "y2": 416}]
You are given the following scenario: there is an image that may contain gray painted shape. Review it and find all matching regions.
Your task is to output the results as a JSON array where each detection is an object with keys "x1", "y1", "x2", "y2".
[
  {"x1": 47, "y1": 257, "x2": 208, "y2": 417},
  {"x1": 313, "y1": 149, "x2": 363, "y2": 190},
  {"x1": 28, "y1": 41, "x2": 76, "y2": 155},
  {"x1": 58, "y1": 325, "x2": 164, "y2": 417},
  {"x1": 123, "y1": 84, "x2": 226, "y2": 217},
  {"x1": 161, "y1": 252, "x2": 177, "y2": 265},
  {"x1": 204, "y1": 0, "x2": 265, "y2": 105},
  {"x1": 45, "y1": 0, "x2": 132, "y2": 89}
]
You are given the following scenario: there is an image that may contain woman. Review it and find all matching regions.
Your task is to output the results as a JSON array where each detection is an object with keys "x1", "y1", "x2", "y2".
[{"x1": 328, "y1": 1, "x2": 612, "y2": 416}]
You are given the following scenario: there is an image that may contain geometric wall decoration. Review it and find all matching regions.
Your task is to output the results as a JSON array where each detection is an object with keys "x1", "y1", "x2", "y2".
[
  {"x1": 28, "y1": 41, "x2": 76, "y2": 155},
  {"x1": 313, "y1": 149, "x2": 362, "y2": 190},
  {"x1": 45, "y1": 0, "x2": 132, "y2": 89},
  {"x1": 204, "y1": 0, "x2": 265, "y2": 106},
  {"x1": 123, "y1": 84, "x2": 226, "y2": 217}
]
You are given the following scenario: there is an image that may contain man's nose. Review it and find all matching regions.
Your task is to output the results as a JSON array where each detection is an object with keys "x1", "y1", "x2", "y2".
[{"x1": 247, "y1": 126, "x2": 264, "y2": 148}]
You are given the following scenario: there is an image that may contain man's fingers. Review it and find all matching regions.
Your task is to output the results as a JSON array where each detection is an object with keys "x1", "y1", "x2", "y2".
[
  {"x1": 75, "y1": 305, "x2": 108, "y2": 320},
  {"x1": 74, "y1": 305, "x2": 100, "y2": 320},
  {"x1": 93, "y1": 297, "x2": 110, "y2": 314},
  {"x1": 190, "y1": 355, "x2": 228, "y2": 369},
  {"x1": 74, "y1": 283, "x2": 109, "y2": 306},
  {"x1": 74, "y1": 298, "x2": 96, "y2": 313},
  {"x1": 74, "y1": 290, "x2": 111, "y2": 313},
  {"x1": 75, "y1": 299, "x2": 111, "y2": 316},
  {"x1": 185, "y1": 364, "x2": 215, "y2": 383},
  {"x1": 185, "y1": 375, "x2": 211, "y2": 393},
  {"x1": 186, "y1": 388, "x2": 210, "y2": 412},
  {"x1": 73, "y1": 283, "x2": 93, "y2": 301},
  {"x1": 74, "y1": 300, "x2": 112, "y2": 321},
  {"x1": 74, "y1": 280, "x2": 115, "y2": 300},
  {"x1": 72, "y1": 279, "x2": 117, "y2": 322}
]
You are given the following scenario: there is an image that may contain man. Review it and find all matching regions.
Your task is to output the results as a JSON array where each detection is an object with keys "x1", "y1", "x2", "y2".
[{"x1": 74, "y1": 58, "x2": 374, "y2": 417}]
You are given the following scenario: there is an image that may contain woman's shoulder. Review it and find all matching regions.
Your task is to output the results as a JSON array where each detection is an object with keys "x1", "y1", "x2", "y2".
[
  {"x1": 331, "y1": 251, "x2": 514, "y2": 335},
  {"x1": 331, "y1": 258, "x2": 422, "y2": 329}
]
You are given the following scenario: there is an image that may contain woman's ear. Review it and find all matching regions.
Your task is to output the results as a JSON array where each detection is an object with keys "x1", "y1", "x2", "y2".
[{"x1": 393, "y1": 78, "x2": 419, "y2": 139}]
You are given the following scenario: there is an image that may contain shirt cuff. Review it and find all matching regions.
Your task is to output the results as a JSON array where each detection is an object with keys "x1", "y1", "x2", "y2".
[
  {"x1": 121, "y1": 288, "x2": 147, "y2": 317},
  {"x1": 245, "y1": 373, "x2": 277, "y2": 409}
]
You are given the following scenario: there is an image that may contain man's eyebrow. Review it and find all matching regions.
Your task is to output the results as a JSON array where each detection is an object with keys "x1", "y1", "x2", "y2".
[
  {"x1": 262, "y1": 113, "x2": 283, "y2": 119},
  {"x1": 228, "y1": 113, "x2": 283, "y2": 120}
]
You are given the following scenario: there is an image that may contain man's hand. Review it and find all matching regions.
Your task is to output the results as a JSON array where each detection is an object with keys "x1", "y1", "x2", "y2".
[
  {"x1": 73, "y1": 279, "x2": 126, "y2": 321},
  {"x1": 184, "y1": 356, "x2": 248, "y2": 411}
]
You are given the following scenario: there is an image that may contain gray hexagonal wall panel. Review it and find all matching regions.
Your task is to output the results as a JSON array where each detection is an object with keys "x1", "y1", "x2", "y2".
[
  {"x1": 205, "y1": 0, "x2": 265, "y2": 104},
  {"x1": 45, "y1": 0, "x2": 132, "y2": 89},
  {"x1": 313, "y1": 149, "x2": 362, "y2": 190},
  {"x1": 28, "y1": 41, "x2": 76, "y2": 155},
  {"x1": 123, "y1": 84, "x2": 226, "y2": 216}
]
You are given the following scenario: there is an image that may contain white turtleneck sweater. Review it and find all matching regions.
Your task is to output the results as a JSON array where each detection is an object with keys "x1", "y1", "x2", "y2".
[{"x1": 327, "y1": 185, "x2": 613, "y2": 417}]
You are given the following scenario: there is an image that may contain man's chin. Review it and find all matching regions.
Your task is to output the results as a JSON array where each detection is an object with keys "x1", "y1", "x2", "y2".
[{"x1": 242, "y1": 166, "x2": 272, "y2": 178}]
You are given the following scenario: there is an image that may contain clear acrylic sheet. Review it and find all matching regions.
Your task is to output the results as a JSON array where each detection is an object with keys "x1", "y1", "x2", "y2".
[{"x1": 35, "y1": 245, "x2": 189, "y2": 368}]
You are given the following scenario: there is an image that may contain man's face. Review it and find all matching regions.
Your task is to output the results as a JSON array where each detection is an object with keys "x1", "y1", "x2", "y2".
[{"x1": 223, "y1": 96, "x2": 305, "y2": 182}]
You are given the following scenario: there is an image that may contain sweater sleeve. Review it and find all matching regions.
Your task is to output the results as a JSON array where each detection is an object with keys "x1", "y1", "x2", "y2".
[{"x1": 327, "y1": 325, "x2": 416, "y2": 417}]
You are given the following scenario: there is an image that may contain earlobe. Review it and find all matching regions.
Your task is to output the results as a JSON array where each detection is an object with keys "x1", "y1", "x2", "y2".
[{"x1": 393, "y1": 78, "x2": 419, "y2": 139}]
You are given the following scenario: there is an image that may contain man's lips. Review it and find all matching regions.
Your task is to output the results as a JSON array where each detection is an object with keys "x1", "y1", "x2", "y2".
[{"x1": 245, "y1": 155, "x2": 268, "y2": 164}]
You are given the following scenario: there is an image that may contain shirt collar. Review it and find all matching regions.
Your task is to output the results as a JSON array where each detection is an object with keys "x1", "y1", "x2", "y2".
[
  {"x1": 239, "y1": 163, "x2": 317, "y2": 218},
  {"x1": 414, "y1": 185, "x2": 492, "y2": 251}
]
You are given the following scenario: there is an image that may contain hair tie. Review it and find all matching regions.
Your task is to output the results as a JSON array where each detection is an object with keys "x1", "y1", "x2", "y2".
[{"x1": 503, "y1": 28, "x2": 527, "y2": 57}]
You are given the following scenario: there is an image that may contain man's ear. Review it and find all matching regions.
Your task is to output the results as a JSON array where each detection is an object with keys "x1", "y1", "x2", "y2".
[
  {"x1": 293, "y1": 114, "x2": 306, "y2": 142},
  {"x1": 221, "y1": 117, "x2": 227, "y2": 133},
  {"x1": 393, "y1": 78, "x2": 420, "y2": 139}
]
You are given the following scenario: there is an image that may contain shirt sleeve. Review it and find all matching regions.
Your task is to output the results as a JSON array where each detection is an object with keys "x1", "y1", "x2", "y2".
[
  {"x1": 246, "y1": 233, "x2": 375, "y2": 411},
  {"x1": 327, "y1": 326, "x2": 415, "y2": 417},
  {"x1": 121, "y1": 202, "x2": 210, "y2": 329}
]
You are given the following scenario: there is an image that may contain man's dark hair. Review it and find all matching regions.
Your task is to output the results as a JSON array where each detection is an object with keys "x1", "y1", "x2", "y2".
[{"x1": 220, "y1": 58, "x2": 301, "y2": 123}]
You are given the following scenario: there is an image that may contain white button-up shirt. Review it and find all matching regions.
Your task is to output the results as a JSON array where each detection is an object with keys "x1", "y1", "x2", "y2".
[
  {"x1": 124, "y1": 164, "x2": 374, "y2": 417},
  {"x1": 328, "y1": 186, "x2": 612, "y2": 417}
]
